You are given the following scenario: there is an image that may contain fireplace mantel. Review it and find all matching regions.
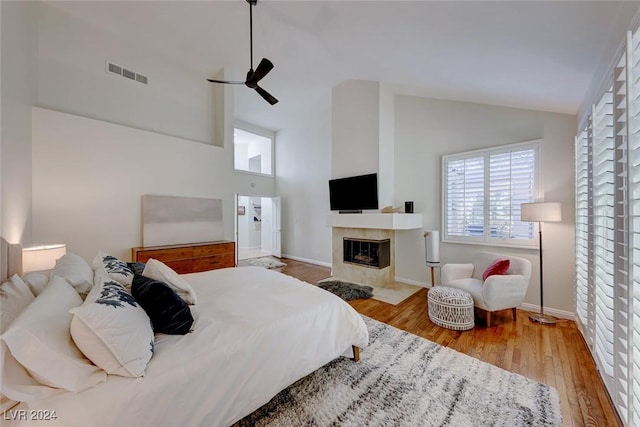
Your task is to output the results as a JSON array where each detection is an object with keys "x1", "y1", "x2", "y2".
[{"x1": 326, "y1": 213, "x2": 422, "y2": 230}]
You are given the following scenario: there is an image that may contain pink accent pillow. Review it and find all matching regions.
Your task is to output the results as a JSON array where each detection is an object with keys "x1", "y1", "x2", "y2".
[{"x1": 482, "y1": 258, "x2": 510, "y2": 281}]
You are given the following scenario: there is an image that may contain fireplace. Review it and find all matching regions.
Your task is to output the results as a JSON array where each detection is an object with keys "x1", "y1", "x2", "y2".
[{"x1": 343, "y1": 238, "x2": 390, "y2": 269}]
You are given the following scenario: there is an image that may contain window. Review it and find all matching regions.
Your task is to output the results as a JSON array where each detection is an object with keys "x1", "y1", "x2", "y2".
[
  {"x1": 233, "y1": 122, "x2": 274, "y2": 176},
  {"x1": 574, "y1": 28, "x2": 640, "y2": 426},
  {"x1": 442, "y1": 140, "x2": 540, "y2": 247}
]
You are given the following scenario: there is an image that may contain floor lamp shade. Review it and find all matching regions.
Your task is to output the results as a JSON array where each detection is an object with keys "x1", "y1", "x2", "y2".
[
  {"x1": 520, "y1": 202, "x2": 562, "y2": 223},
  {"x1": 520, "y1": 202, "x2": 561, "y2": 325},
  {"x1": 22, "y1": 244, "x2": 66, "y2": 273}
]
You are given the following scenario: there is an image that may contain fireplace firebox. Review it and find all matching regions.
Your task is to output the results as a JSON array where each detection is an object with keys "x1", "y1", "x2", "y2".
[{"x1": 343, "y1": 238, "x2": 390, "y2": 269}]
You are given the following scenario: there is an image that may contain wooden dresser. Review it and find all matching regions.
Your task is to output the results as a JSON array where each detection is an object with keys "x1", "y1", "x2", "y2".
[{"x1": 131, "y1": 241, "x2": 236, "y2": 274}]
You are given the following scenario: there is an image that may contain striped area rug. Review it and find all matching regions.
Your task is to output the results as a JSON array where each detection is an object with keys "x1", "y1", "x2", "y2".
[{"x1": 237, "y1": 316, "x2": 562, "y2": 426}]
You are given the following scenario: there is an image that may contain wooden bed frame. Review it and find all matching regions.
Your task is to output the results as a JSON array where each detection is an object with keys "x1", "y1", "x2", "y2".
[{"x1": 352, "y1": 345, "x2": 360, "y2": 362}]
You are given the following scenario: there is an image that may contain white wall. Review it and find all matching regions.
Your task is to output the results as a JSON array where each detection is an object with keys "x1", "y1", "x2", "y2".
[
  {"x1": 247, "y1": 140, "x2": 271, "y2": 175},
  {"x1": 378, "y1": 83, "x2": 395, "y2": 208},
  {"x1": 393, "y1": 95, "x2": 576, "y2": 315},
  {"x1": 235, "y1": 144, "x2": 249, "y2": 171},
  {"x1": 36, "y1": 2, "x2": 220, "y2": 145},
  {"x1": 31, "y1": 107, "x2": 275, "y2": 262},
  {"x1": 1, "y1": 1, "x2": 38, "y2": 244},
  {"x1": 331, "y1": 80, "x2": 380, "y2": 179},
  {"x1": 277, "y1": 107, "x2": 332, "y2": 265}
]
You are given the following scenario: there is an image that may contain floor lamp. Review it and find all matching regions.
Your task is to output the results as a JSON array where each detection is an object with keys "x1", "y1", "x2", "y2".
[{"x1": 520, "y1": 202, "x2": 562, "y2": 325}]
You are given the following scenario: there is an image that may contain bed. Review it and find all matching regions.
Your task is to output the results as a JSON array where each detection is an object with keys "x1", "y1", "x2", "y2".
[{"x1": 0, "y1": 238, "x2": 369, "y2": 426}]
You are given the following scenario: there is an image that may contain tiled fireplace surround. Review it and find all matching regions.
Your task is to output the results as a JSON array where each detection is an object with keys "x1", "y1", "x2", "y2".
[
  {"x1": 332, "y1": 228, "x2": 395, "y2": 286},
  {"x1": 327, "y1": 213, "x2": 423, "y2": 288}
]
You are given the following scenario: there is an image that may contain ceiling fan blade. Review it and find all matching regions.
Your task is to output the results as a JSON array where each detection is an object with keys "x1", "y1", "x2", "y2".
[
  {"x1": 254, "y1": 85, "x2": 278, "y2": 105},
  {"x1": 249, "y1": 58, "x2": 274, "y2": 84},
  {"x1": 206, "y1": 78, "x2": 245, "y2": 85}
]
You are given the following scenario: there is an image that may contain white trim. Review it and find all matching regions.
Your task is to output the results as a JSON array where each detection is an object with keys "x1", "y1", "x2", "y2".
[
  {"x1": 441, "y1": 238, "x2": 539, "y2": 250},
  {"x1": 442, "y1": 138, "x2": 541, "y2": 161},
  {"x1": 281, "y1": 253, "x2": 332, "y2": 268},
  {"x1": 519, "y1": 303, "x2": 575, "y2": 321}
]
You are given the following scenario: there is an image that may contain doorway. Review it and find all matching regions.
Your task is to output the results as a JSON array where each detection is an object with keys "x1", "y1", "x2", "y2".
[{"x1": 236, "y1": 195, "x2": 281, "y2": 261}]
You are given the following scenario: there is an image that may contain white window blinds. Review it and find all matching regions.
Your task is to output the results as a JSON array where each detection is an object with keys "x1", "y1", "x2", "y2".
[
  {"x1": 592, "y1": 89, "x2": 616, "y2": 382},
  {"x1": 575, "y1": 127, "x2": 593, "y2": 346},
  {"x1": 575, "y1": 28, "x2": 640, "y2": 426},
  {"x1": 443, "y1": 141, "x2": 539, "y2": 247},
  {"x1": 488, "y1": 149, "x2": 536, "y2": 240},
  {"x1": 629, "y1": 29, "x2": 640, "y2": 427},
  {"x1": 445, "y1": 157, "x2": 484, "y2": 238}
]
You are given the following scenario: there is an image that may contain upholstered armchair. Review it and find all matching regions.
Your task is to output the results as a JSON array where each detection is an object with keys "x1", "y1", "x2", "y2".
[{"x1": 440, "y1": 251, "x2": 532, "y2": 326}]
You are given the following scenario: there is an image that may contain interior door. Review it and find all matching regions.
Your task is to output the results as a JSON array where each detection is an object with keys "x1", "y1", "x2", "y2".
[
  {"x1": 234, "y1": 193, "x2": 239, "y2": 266},
  {"x1": 271, "y1": 196, "x2": 282, "y2": 258}
]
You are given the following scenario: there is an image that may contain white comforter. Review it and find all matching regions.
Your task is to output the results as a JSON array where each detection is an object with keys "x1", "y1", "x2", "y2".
[{"x1": 7, "y1": 266, "x2": 369, "y2": 427}]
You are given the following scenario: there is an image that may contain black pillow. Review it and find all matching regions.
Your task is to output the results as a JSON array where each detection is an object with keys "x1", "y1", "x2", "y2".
[
  {"x1": 131, "y1": 274, "x2": 193, "y2": 335},
  {"x1": 127, "y1": 262, "x2": 146, "y2": 275}
]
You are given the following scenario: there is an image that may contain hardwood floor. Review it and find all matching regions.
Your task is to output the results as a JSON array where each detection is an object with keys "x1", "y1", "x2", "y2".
[{"x1": 278, "y1": 257, "x2": 620, "y2": 427}]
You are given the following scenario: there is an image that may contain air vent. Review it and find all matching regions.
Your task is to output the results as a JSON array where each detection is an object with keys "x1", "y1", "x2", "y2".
[
  {"x1": 105, "y1": 60, "x2": 148, "y2": 85},
  {"x1": 107, "y1": 62, "x2": 122, "y2": 75},
  {"x1": 122, "y1": 68, "x2": 136, "y2": 80}
]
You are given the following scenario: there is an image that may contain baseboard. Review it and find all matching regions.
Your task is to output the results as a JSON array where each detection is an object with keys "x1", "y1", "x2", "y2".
[
  {"x1": 394, "y1": 276, "x2": 429, "y2": 288},
  {"x1": 281, "y1": 253, "x2": 332, "y2": 268},
  {"x1": 519, "y1": 303, "x2": 575, "y2": 320}
]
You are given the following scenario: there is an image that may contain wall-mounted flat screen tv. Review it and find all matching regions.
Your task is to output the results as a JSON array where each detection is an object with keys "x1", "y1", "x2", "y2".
[{"x1": 329, "y1": 173, "x2": 378, "y2": 212}]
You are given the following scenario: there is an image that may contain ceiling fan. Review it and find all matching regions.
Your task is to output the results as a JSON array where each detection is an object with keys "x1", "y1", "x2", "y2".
[{"x1": 207, "y1": 0, "x2": 278, "y2": 105}]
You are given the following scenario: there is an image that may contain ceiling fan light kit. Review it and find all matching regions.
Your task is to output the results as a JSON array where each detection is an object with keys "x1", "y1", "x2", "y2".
[{"x1": 207, "y1": 0, "x2": 278, "y2": 105}]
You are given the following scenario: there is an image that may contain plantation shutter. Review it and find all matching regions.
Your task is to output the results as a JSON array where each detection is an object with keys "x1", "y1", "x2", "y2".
[
  {"x1": 629, "y1": 29, "x2": 640, "y2": 427},
  {"x1": 488, "y1": 149, "x2": 535, "y2": 240},
  {"x1": 592, "y1": 89, "x2": 616, "y2": 386},
  {"x1": 445, "y1": 157, "x2": 484, "y2": 237},
  {"x1": 575, "y1": 28, "x2": 640, "y2": 426},
  {"x1": 575, "y1": 126, "x2": 593, "y2": 346},
  {"x1": 613, "y1": 38, "x2": 630, "y2": 424}
]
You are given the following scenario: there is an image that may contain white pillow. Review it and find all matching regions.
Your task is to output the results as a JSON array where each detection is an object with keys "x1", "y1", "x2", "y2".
[
  {"x1": 1, "y1": 340, "x2": 63, "y2": 403},
  {"x1": 0, "y1": 275, "x2": 35, "y2": 334},
  {"x1": 1, "y1": 276, "x2": 106, "y2": 396},
  {"x1": 52, "y1": 253, "x2": 94, "y2": 297},
  {"x1": 142, "y1": 259, "x2": 198, "y2": 305},
  {"x1": 0, "y1": 274, "x2": 34, "y2": 406},
  {"x1": 20, "y1": 270, "x2": 51, "y2": 297},
  {"x1": 92, "y1": 251, "x2": 134, "y2": 287},
  {"x1": 70, "y1": 276, "x2": 154, "y2": 377}
]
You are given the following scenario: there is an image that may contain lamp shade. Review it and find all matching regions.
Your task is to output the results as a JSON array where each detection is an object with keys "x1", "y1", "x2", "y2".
[
  {"x1": 22, "y1": 244, "x2": 66, "y2": 273},
  {"x1": 424, "y1": 230, "x2": 440, "y2": 263},
  {"x1": 520, "y1": 202, "x2": 562, "y2": 222}
]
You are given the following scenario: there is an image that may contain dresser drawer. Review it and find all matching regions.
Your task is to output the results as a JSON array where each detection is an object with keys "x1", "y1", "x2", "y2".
[
  {"x1": 193, "y1": 243, "x2": 235, "y2": 257},
  {"x1": 134, "y1": 248, "x2": 193, "y2": 263},
  {"x1": 192, "y1": 254, "x2": 235, "y2": 272},
  {"x1": 162, "y1": 259, "x2": 194, "y2": 274}
]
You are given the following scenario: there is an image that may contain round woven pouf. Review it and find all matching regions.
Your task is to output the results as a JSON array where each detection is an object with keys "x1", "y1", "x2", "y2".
[{"x1": 427, "y1": 286, "x2": 475, "y2": 330}]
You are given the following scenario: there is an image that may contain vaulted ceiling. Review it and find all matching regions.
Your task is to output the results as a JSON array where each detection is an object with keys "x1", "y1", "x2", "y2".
[{"x1": 48, "y1": 1, "x2": 639, "y2": 131}]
